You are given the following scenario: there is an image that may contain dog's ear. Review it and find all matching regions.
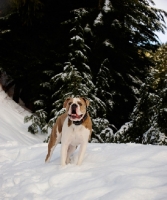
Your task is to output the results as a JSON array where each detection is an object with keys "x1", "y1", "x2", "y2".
[
  {"x1": 82, "y1": 98, "x2": 90, "y2": 107},
  {"x1": 63, "y1": 98, "x2": 70, "y2": 108}
]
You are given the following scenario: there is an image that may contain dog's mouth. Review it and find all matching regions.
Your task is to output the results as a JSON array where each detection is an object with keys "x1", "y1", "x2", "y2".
[
  {"x1": 68, "y1": 114, "x2": 83, "y2": 120},
  {"x1": 68, "y1": 104, "x2": 83, "y2": 121}
]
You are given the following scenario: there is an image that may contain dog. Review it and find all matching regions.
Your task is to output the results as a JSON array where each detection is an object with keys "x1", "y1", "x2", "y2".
[{"x1": 45, "y1": 97, "x2": 92, "y2": 166}]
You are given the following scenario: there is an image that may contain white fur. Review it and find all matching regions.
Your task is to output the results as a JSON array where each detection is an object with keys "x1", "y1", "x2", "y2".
[{"x1": 61, "y1": 117, "x2": 90, "y2": 166}]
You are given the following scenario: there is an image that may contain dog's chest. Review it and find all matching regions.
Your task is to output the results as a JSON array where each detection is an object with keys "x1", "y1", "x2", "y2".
[{"x1": 61, "y1": 118, "x2": 90, "y2": 146}]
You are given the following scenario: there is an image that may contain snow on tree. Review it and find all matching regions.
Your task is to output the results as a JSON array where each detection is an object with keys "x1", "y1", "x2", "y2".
[
  {"x1": 95, "y1": 58, "x2": 114, "y2": 117},
  {"x1": 25, "y1": 8, "x2": 111, "y2": 139},
  {"x1": 22, "y1": 0, "x2": 167, "y2": 144},
  {"x1": 92, "y1": 0, "x2": 167, "y2": 129},
  {"x1": 115, "y1": 44, "x2": 167, "y2": 145},
  {"x1": 50, "y1": 9, "x2": 106, "y2": 121},
  {"x1": 91, "y1": 118, "x2": 114, "y2": 143}
]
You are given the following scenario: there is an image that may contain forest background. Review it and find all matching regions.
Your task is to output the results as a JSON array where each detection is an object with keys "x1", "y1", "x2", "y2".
[{"x1": 0, "y1": 0, "x2": 167, "y2": 145}]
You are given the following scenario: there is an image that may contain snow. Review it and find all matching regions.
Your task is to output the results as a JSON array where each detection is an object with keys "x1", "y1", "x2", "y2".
[
  {"x1": 71, "y1": 36, "x2": 84, "y2": 42},
  {"x1": 0, "y1": 86, "x2": 44, "y2": 145},
  {"x1": 1, "y1": 85, "x2": 167, "y2": 200},
  {"x1": 103, "y1": 39, "x2": 114, "y2": 48},
  {"x1": 94, "y1": 12, "x2": 103, "y2": 26},
  {"x1": 102, "y1": 0, "x2": 113, "y2": 13}
]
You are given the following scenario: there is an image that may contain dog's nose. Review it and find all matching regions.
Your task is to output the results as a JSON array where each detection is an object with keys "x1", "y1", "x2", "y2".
[
  {"x1": 71, "y1": 104, "x2": 77, "y2": 114},
  {"x1": 72, "y1": 103, "x2": 77, "y2": 109}
]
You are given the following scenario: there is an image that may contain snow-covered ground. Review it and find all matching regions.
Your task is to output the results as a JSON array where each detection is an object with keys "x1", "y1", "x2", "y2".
[{"x1": 0, "y1": 86, "x2": 167, "y2": 200}]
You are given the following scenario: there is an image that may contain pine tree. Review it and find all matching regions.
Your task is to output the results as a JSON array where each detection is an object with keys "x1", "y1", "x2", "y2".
[
  {"x1": 91, "y1": 0, "x2": 167, "y2": 129},
  {"x1": 95, "y1": 58, "x2": 114, "y2": 119},
  {"x1": 0, "y1": 0, "x2": 69, "y2": 106},
  {"x1": 49, "y1": 9, "x2": 101, "y2": 121},
  {"x1": 2, "y1": 0, "x2": 167, "y2": 143},
  {"x1": 147, "y1": 44, "x2": 167, "y2": 144},
  {"x1": 115, "y1": 44, "x2": 167, "y2": 145},
  {"x1": 25, "y1": 8, "x2": 108, "y2": 137},
  {"x1": 91, "y1": 117, "x2": 114, "y2": 143},
  {"x1": 91, "y1": 58, "x2": 116, "y2": 142}
]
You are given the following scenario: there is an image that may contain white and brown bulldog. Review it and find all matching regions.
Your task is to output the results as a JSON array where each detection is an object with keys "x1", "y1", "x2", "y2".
[{"x1": 45, "y1": 97, "x2": 92, "y2": 166}]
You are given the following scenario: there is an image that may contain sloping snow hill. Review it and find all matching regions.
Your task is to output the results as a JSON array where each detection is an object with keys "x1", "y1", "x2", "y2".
[
  {"x1": 0, "y1": 86, "x2": 44, "y2": 145},
  {"x1": 0, "y1": 87, "x2": 167, "y2": 200}
]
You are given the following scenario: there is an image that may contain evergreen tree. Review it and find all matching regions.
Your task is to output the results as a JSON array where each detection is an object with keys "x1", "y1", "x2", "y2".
[
  {"x1": 1, "y1": 0, "x2": 167, "y2": 143},
  {"x1": 49, "y1": 9, "x2": 102, "y2": 122},
  {"x1": 91, "y1": 0, "x2": 167, "y2": 129},
  {"x1": 115, "y1": 44, "x2": 167, "y2": 145},
  {"x1": 91, "y1": 117, "x2": 114, "y2": 143},
  {"x1": 0, "y1": 0, "x2": 69, "y2": 106},
  {"x1": 95, "y1": 58, "x2": 114, "y2": 120},
  {"x1": 25, "y1": 8, "x2": 108, "y2": 137}
]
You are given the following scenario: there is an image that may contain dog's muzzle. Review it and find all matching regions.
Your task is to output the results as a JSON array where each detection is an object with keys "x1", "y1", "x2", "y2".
[{"x1": 68, "y1": 103, "x2": 83, "y2": 120}]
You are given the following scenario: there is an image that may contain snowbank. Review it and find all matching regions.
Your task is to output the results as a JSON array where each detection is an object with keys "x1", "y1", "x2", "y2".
[{"x1": 0, "y1": 85, "x2": 45, "y2": 145}]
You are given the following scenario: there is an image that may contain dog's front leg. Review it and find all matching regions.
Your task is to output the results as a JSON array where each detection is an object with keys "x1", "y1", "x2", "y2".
[
  {"x1": 77, "y1": 143, "x2": 87, "y2": 165},
  {"x1": 66, "y1": 145, "x2": 77, "y2": 164},
  {"x1": 61, "y1": 144, "x2": 68, "y2": 166},
  {"x1": 45, "y1": 128, "x2": 61, "y2": 163}
]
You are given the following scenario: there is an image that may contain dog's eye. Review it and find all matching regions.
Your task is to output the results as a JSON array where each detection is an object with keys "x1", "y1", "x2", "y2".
[
  {"x1": 69, "y1": 102, "x2": 72, "y2": 105},
  {"x1": 78, "y1": 102, "x2": 82, "y2": 106}
]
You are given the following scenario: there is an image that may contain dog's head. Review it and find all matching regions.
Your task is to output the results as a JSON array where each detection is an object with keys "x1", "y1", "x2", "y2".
[{"x1": 63, "y1": 97, "x2": 89, "y2": 121}]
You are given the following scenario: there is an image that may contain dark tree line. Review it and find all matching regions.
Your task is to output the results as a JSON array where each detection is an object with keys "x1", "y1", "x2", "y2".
[{"x1": 0, "y1": 0, "x2": 167, "y2": 143}]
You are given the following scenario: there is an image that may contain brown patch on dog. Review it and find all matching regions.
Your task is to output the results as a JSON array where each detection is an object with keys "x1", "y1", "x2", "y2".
[
  {"x1": 57, "y1": 113, "x2": 68, "y2": 133},
  {"x1": 76, "y1": 98, "x2": 89, "y2": 115},
  {"x1": 45, "y1": 113, "x2": 67, "y2": 162},
  {"x1": 77, "y1": 98, "x2": 92, "y2": 140},
  {"x1": 63, "y1": 97, "x2": 73, "y2": 109},
  {"x1": 81, "y1": 97, "x2": 90, "y2": 107},
  {"x1": 45, "y1": 124, "x2": 57, "y2": 162},
  {"x1": 82, "y1": 113, "x2": 92, "y2": 141},
  {"x1": 68, "y1": 118, "x2": 72, "y2": 127}
]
